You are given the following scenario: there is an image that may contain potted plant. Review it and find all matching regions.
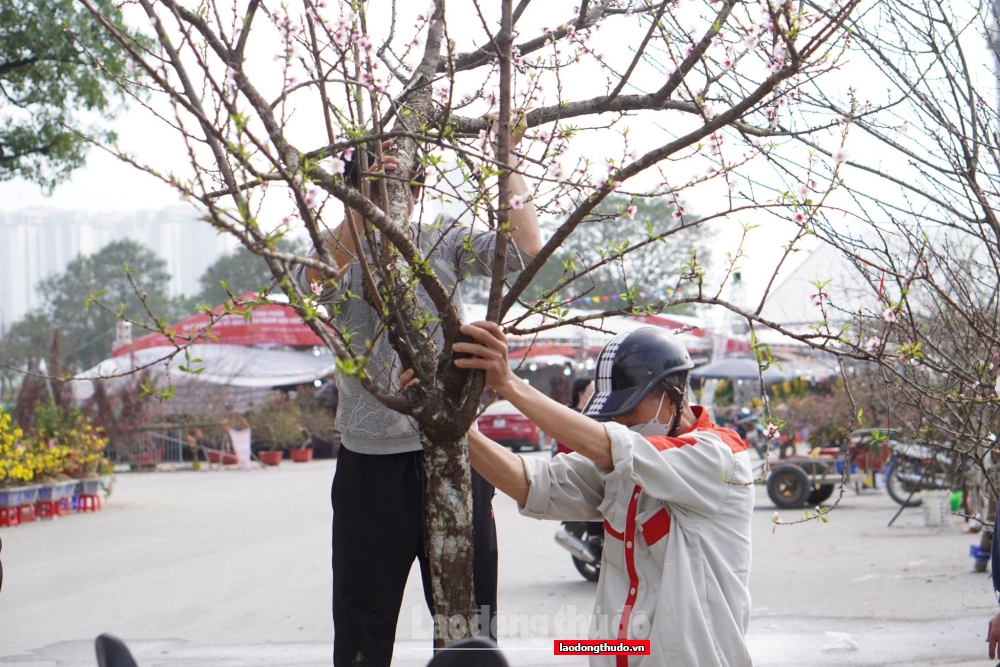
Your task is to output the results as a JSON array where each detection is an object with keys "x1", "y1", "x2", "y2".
[
  {"x1": 289, "y1": 428, "x2": 314, "y2": 463},
  {"x1": 32, "y1": 400, "x2": 110, "y2": 504},
  {"x1": 0, "y1": 409, "x2": 33, "y2": 524},
  {"x1": 247, "y1": 399, "x2": 306, "y2": 462},
  {"x1": 258, "y1": 448, "x2": 284, "y2": 466}
]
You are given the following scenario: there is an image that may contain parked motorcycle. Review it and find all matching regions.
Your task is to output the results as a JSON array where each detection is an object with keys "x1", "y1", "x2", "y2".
[
  {"x1": 556, "y1": 521, "x2": 604, "y2": 581},
  {"x1": 883, "y1": 440, "x2": 970, "y2": 507}
]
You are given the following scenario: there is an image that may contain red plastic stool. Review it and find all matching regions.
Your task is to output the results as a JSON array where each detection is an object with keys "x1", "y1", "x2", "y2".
[
  {"x1": 34, "y1": 500, "x2": 57, "y2": 519},
  {"x1": 0, "y1": 507, "x2": 20, "y2": 527},
  {"x1": 55, "y1": 497, "x2": 71, "y2": 515},
  {"x1": 77, "y1": 494, "x2": 101, "y2": 512},
  {"x1": 18, "y1": 504, "x2": 35, "y2": 522}
]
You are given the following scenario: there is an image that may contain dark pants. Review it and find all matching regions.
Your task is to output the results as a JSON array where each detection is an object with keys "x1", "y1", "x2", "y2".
[{"x1": 332, "y1": 445, "x2": 498, "y2": 667}]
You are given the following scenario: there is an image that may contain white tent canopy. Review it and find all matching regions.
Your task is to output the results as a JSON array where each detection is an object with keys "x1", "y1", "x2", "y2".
[{"x1": 70, "y1": 344, "x2": 338, "y2": 403}]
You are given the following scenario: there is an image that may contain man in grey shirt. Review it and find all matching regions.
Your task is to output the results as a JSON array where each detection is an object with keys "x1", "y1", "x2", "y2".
[{"x1": 299, "y1": 136, "x2": 541, "y2": 666}]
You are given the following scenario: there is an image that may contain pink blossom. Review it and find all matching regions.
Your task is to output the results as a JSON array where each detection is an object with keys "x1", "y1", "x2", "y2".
[
  {"x1": 329, "y1": 157, "x2": 345, "y2": 175},
  {"x1": 794, "y1": 212, "x2": 806, "y2": 224},
  {"x1": 833, "y1": 147, "x2": 850, "y2": 163},
  {"x1": 510, "y1": 194, "x2": 525, "y2": 210},
  {"x1": 310, "y1": 282, "x2": 324, "y2": 296},
  {"x1": 772, "y1": 511, "x2": 782, "y2": 524},
  {"x1": 356, "y1": 36, "x2": 373, "y2": 54},
  {"x1": 883, "y1": 308, "x2": 897, "y2": 323},
  {"x1": 626, "y1": 205, "x2": 637, "y2": 220},
  {"x1": 866, "y1": 338, "x2": 879, "y2": 352},
  {"x1": 305, "y1": 189, "x2": 320, "y2": 208},
  {"x1": 764, "y1": 423, "x2": 780, "y2": 440},
  {"x1": 797, "y1": 183, "x2": 809, "y2": 198},
  {"x1": 538, "y1": 129, "x2": 552, "y2": 143},
  {"x1": 548, "y1": 163, "x2": 565, "y2": 180}
]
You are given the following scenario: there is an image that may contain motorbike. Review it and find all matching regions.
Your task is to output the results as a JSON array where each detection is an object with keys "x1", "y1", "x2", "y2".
[
  {"x1": 883, "y1": 440, "x2": 970, "y2": 507},
  {"x1": 556, "y1": 520, "x2": 604, "y2": 581}
]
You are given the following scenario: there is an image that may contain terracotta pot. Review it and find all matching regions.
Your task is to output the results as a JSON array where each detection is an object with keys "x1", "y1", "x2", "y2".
[
  {"x1": 289, "y1": 448, "x2": 314, "y2": 463},
  {"x1": 258, "y1": 451, "x2": 284, "y2": 466},
  {"x1": 206, "y1": 450, "x2": 239, "y2": 465}
]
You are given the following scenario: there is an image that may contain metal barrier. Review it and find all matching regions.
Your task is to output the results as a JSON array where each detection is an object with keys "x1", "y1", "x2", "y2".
[{"x1": 106, "y1": 426, "x2": 189, "y2": 466}]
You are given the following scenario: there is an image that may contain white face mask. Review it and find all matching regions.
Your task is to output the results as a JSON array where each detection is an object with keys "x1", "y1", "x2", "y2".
[{"x1": 628, "y1": 392, "x2": 674, "y2": 437}]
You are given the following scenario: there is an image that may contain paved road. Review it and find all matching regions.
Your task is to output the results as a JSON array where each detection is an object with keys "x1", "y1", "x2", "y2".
[{"x1": 0, "y1": 453, "x2": 993, "y2": 666}]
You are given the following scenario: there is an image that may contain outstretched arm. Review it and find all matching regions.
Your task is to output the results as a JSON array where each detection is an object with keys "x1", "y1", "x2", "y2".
[
  {"x1": 453, "y1": 322, "x2": 613, "y2": 468},
  {"x1": 398, "y1": 367, "x2": 531, "y2": 504},
  {"x1": 468, "y1": 429, "x2": 531, "y2": 506}
]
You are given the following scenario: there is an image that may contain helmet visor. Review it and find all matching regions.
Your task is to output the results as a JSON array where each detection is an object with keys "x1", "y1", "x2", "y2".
[{"x1": 582, "y1": 384, "x2": 648, "y2": 421}]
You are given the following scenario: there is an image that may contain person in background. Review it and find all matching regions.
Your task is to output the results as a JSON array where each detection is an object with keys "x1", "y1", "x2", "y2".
[
  {"x1": 553, "y1": 377, "x2": 594, "y2": 457},
  {"x1": 985, "y1": 349, "x2": 1000, "y2": 659}
]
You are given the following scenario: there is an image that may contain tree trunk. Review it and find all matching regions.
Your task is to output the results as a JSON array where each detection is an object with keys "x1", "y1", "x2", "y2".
[{"x1": 421, "y1": 430, "x2": 478, "y2": 648}]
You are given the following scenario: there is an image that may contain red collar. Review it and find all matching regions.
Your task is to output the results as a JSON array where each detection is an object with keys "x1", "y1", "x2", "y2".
[{"x1": 679, "y1": 405, "x2": 714, "y2": 435}]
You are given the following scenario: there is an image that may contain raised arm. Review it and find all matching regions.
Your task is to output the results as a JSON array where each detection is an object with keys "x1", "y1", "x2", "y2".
[
  {"x1": 303, "y1": 140, "x2": 400, "y2": 286},
  {"x1": 506, "y1": 156, "x2": 541, "y2": 255},
  {"x1": 454, "y1": 322, "x2": 613, "y2": 468}
]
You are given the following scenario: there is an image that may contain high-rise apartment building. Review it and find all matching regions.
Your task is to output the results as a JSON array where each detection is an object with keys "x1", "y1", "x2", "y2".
[{"x1": 0, "y1": 207, "x2": 234, "y2": 329}]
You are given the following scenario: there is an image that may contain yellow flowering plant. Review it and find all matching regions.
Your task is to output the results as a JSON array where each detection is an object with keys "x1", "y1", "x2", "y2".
[
  {"x1": 32, "y1": 401, "x2": 109, "y2": 477},
  {"x1": 0, "y1": 408, "x2": 32, "y2": 485}
]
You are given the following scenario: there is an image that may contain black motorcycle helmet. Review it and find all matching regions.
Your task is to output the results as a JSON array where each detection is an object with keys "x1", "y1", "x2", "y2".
[{"x1": 583, "y1": 326, "x2": 694, "y2": 422}]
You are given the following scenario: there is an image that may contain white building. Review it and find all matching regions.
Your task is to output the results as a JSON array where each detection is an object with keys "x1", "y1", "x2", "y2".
[{"x1": 0, "y1": 207, "x2": 233, "y2": 329}]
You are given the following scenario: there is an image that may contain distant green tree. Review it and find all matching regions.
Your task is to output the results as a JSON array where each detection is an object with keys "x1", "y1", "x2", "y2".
[
  {"x1": 0, "y1": 239, "x2": 182, "y2": 374},
  {"x1": 520, "y1": 196, "x2": 709, "y2": 314},
  {"x1": 193, "y1": 238, "x2": 307, "y2": 307},
  {"x1": 0, "y1": 311, "x2": 54, "y2": 400},
  {"x1": 0, "y1": 0, "x2": 140, "y2": 189}
]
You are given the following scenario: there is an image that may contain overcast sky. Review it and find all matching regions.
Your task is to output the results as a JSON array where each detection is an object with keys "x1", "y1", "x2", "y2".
[{"x1": 0, "y1": 0, "x2": 863, "y2": 313}]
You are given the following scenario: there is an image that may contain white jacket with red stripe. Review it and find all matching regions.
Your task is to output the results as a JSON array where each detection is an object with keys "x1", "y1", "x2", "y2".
[{"x1": 520, "y1": 406, "x2": 754, "y2": 667}]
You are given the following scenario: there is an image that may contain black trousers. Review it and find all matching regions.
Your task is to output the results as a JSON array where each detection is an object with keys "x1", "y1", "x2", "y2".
[{"x1": 331, "y1": 445, "x2": 498, "y2": 667}]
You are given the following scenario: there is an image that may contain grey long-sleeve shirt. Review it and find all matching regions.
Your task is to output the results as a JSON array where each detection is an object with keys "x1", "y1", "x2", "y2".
[{"x1": 295, "y1": 215, "x2": 527, "y2": 454}]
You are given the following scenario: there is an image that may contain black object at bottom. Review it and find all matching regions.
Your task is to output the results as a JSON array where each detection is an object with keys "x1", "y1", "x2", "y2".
[
  {"x1": 427, "y1": 637, "x2": 510, "y2": 667},
  {"x1": 332, "y1": 445, "x2": 499, "y2": 667},
  {"x1": 95, "y1": 634, "x2": 139, "y2": 667}
]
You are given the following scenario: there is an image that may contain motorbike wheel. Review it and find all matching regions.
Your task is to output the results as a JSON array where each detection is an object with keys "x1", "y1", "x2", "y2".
[
  {"x1": 767, "y1": 466, "x2": 812, "y2": 509},
  {"x1": 567, "y1": 523, "x2": 602, "y2": 582},
  {"x1": 807, "y1": 484, "x2": 835, "y2": 506},
  {"x1": 885, "y1": 463, "x2": 924, "y2": 507}
]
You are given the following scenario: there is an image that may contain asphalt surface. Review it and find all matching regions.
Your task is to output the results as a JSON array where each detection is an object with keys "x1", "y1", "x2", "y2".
[{"x1": 0, "y1": 452, "x2": 994, "y2": 667}]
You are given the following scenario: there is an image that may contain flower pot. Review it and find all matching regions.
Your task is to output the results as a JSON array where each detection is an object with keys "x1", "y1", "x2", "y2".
[
  {"x1": 16, "y1": 485, "x2": 40, "y2": 505},
  {"x1": 258, "y1": 451, "x2": 284, "y2": 466},
  {"x1": 289, "y1": 448, "x2": 314, "y2": 463},
  {"x1": 206, "y1": 450, "x2": 239, "y2": 465},
  {"x1": 37, "y1": 483, "x2": 57, "y2": 501},
  {"x1": 74, "y1": 479, "x2": 103, "y2": 496},
  {"x1": 59, "y1": 480, "x2": 79, "y2": 499}
]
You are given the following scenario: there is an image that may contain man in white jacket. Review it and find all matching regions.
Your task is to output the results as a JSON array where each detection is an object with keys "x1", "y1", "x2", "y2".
[{"x1": 450, "y1": 321, "x2": 755, "y2": 666}]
